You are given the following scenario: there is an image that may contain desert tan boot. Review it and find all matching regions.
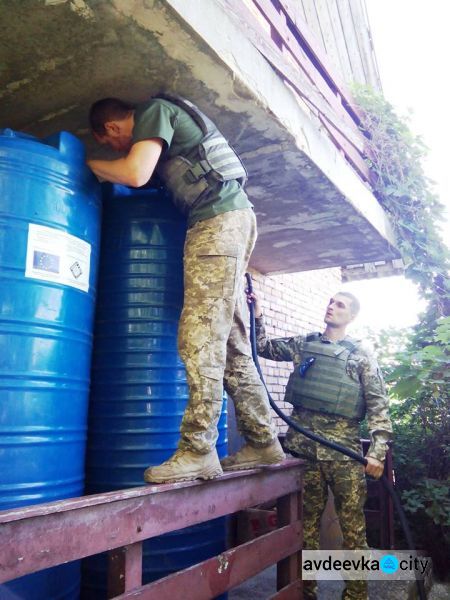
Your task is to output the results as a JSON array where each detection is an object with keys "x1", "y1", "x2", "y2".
[
  {"x1": 144, "y1": 448, "x2": 223, "y2": 484},
  {"x1": 220, "y1": 439, "x2": 285, "y2": 471}
]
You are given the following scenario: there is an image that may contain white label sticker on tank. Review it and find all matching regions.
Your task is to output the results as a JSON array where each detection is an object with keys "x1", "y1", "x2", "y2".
[{"x1": 25, "y1": 224, "x2": 91, "y2": 292}]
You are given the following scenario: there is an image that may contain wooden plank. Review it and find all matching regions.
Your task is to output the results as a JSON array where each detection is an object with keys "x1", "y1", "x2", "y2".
[
  {"x1": 326, "y1": 0, "x2": 355, "y2": 83},
  {"x1": 255, "y1": 43, "x2": 370, "y2": 179},
  {"x1": 0, "y1": 461, "x2": 304, "y2": 583},
  {"x1": 273, "y1": 0, "x2": 363, "y2": 122},
  {"x1": 108, "y1": 543, "x2": 143, "y2": 598},
  {"x1": 269, "y1": 580, "x2": 303, "y2": 599},
  {"x1": 300, "y1": 0, "x2": 327, "y2": 51},
  {"x1": 314, "y1": 0, "x2": 354, "y2": 84},
  {"x1": 228, "y1": 0, "x2": 366, "y2": 152},
  {"x1": 0, "y1": 460, "x2": 301, "y2": 524},
  {"x1": 270, "y1": 6, "x2": 321, "y2": 80},
  {"x1": 114, "y1": 523, "x2": 302, "y2": 599},
  {"x1": 252, "y1": 0, "x2": 348, "y2": 114},
  {"x1": 279, "y1": 0, "x2": 306, "y2": 25},
  {"x1": 277, "y1": 492, "x2": 302, "y2": 591},
  {"x1": 386, "y1": 449, "x2": 395, "y2": 549},
  {"x1": 348, "y1": 0, "x2": 382, "y2": 89},
  {"x1": 241, "y1": 0, "x2": 362, "y2": 147},
  {"x1": 335, "y1": 0, "x2": 366, "y2": 84},
  {"x1": 243, "y1": 0, "x2": 271, "y2": 34},
  {"x1": 299, "y1": 0, "x2": 307, "y2": 23},
  {"x1": 318, "y1": 113, "x2": 372, "y2": 182},
  {"x1": 263, "y1": 52, "x2": 371, "y2": 178}
]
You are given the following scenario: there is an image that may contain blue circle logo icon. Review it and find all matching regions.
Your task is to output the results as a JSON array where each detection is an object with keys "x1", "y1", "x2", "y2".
[{"x1": 380, "y1": 555, "x2": 399, "y2": 574}]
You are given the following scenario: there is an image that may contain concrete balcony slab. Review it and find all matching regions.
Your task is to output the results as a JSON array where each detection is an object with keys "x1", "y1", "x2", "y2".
[{"x1": 0, "y1": 0, "x2": 399, "y2": 274}]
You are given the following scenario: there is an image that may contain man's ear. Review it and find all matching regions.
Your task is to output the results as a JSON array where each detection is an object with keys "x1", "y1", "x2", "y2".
[{"x1": 104, "y1": 121, "x2": 120, "y2": 136}]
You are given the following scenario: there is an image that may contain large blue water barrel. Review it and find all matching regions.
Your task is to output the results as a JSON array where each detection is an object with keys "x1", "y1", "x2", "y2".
[
  {"x1": 83, "y1": 184, "x2": 227, "y2": 597},
  {"x1": 0, "y1": 129, "x2": 101, "y2": 599}
]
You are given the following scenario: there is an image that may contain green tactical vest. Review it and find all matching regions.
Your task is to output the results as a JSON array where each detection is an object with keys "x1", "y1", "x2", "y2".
[
  {"x1": 154, "y1": 94, "x2": 248, "y2": 215},
  {"x1": 284, "y1": 335, "x2": 365, "y2": 421}
]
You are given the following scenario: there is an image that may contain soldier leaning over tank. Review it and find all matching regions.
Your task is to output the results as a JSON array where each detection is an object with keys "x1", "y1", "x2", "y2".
[
  {"x1": 248, "y1": 289, "x2": 393, "y2": 600},
  {"x1": 87, "y1": 95, "x2": 284, "y2": 484}
]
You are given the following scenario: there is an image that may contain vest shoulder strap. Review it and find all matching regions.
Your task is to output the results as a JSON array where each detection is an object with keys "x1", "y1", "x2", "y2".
[
  {"x1": 153, "y1": 94, "x2": 211, "y2": 136},
  {"x1": 338, "y1": 338, "x2": 360, "y2": 354},
  {"x1": 304, "y1": 332, "x2": 360, "y2": 353},
  {"x1": 306, "y1": 332, "x2": 321, "y2": 342},
  {"x1": 303, "y1": 334, "x2": 360, "y2": 358}
]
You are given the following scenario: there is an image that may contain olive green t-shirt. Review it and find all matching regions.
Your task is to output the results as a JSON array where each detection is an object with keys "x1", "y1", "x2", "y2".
[{"x1": 132, "y1": 98, "x2": 252, "y2": 227}]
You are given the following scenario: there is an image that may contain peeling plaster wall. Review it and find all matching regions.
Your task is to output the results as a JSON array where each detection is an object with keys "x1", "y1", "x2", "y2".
[{"x1": 0, "y1": 0, "x2": 399, "y2": 274}]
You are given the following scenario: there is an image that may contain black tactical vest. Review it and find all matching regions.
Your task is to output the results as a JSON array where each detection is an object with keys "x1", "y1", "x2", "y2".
[{"x1": 154, "y1": 94, "x2": 247, "y2": 214}]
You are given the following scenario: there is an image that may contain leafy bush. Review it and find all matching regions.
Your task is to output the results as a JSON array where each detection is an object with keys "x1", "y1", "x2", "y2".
[
  {"x1": 352, "y1": 87, "x2": 450, "y2": 578},
  {"x1": 367, "y1": 317, "x2": 449, "y2": 578},
  {"x1": 352, "y1": 84, "x2": 449, "y2": 315}
]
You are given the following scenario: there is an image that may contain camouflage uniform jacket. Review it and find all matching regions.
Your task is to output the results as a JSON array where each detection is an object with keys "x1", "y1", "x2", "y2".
[{"x1": 255, "y1": 316, "x2": 393, "y2": 462}]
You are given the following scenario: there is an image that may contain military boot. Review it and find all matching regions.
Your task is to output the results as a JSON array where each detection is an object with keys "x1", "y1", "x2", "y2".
[
  {"x1": 220, "y1": 439, "x2": 285, "y2": 471},
  {"x1": 144, "y1": 448, "x2": 223, "y2": 484}
]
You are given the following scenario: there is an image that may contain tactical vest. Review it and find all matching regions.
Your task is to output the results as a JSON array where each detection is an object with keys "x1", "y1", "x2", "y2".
[
  {"x1": 284, "y1": 335, "x2": 365, "y2": 420},
  {"x1": 154, "y1": 94, "x2": 248, "y2": 215}
]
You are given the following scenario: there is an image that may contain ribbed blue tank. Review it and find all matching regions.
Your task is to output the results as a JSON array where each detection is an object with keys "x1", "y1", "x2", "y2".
[
  {"x1": 83, "y1": 184, "x2": 227, "y2": 597},
  {"x1": 0, "y1": 130, "x2": 101, "y2": 599}
]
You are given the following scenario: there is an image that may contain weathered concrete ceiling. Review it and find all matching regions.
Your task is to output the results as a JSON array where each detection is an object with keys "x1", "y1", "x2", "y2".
[{"x1": 0, "y1": 0, "x2": 399, "y2": 274}]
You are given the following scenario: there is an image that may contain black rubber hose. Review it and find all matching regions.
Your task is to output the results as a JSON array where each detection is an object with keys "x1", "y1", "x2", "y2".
[{"x1": 245, "y1": 273, "x2": 426, "y2": 600}]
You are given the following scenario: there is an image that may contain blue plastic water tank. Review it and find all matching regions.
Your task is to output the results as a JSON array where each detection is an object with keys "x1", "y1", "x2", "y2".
[
  {"x1": 0, "y1": 129, "x2": 101, "y2": 599},
  {"x1": 83, "y1": 184, "x2": 227, "y2": 597}
]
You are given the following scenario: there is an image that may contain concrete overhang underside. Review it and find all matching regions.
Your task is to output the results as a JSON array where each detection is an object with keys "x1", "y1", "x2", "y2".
[{"x1": 0, "y1": 0, "x2": 400, "y2": 275}]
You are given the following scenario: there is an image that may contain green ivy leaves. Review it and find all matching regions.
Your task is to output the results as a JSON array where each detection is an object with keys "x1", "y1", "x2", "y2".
[{"x1": 352, "y1": 84, "x2": 449, "y2": 315}]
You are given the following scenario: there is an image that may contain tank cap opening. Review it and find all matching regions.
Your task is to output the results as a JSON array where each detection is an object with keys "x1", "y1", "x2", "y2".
[
  {"x1": 0, "y1": 128, "x2": 16, "y2": 137},
  {"x1": 42, "y1": 131, "x2": 85, "y2": 162}
]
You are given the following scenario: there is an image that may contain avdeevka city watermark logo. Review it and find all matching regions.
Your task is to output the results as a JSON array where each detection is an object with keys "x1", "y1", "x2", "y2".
[
  {"x1": 302, "y1": 550, "x2": 430, "y2": 580},
  {"x1": 380, "y1": 554, "x2": 399, "y2": 574}
]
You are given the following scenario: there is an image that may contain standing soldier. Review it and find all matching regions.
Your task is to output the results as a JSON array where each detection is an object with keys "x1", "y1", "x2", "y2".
[
  {"x1": 87, "y1": 95, "x2": 284, "y2": 484},
  {"x1": 249, "y1": 289, "x2": 393, "y2": 600}
]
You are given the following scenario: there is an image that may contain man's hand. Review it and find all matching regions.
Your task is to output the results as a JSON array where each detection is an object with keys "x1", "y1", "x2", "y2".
[
  {"x1": 365, "y1": 456, "x2": 384, "y2": 479},
  {"x1": 246, "y1": 290, "x2": 262, "y2": 318}
]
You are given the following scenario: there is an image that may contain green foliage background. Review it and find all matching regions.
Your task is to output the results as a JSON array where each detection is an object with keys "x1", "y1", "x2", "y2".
[
  {"x1": 353, "y1": 87, "x2": 449, "y2": 578},
  {"x1": 369, "y1": 321, "x2": 449, "y2": 577}
]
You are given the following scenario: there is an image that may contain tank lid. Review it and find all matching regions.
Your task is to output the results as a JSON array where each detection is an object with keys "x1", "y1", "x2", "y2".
[
  {"x1": 0, "y1": 128, "x2": 35, "y2": 140},
  {"x1": 42, "y1": 131, "x2": 86, "y2": 163},
  {"x1": 0, "y1": 129, "x2": 86, "y2": 163}
]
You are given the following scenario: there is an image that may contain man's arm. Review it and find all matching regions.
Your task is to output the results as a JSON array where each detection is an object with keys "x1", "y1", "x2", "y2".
[
  {"x1": 360, "y1": 348, "x2": 393, "y2": 478},
  {"x1": 247, "y1": 290, "x2": 298, "y2": 362},
  {"x1": 255, "y1": 315, "x2": 298, "y2": 362},
  {"x1": 87, "y1": 139, "x2": 164, "y2": 187}
]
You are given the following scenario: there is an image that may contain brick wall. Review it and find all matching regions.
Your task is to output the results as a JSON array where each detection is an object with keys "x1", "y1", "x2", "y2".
[{"x1": 248, "y1": 267, "x2": 341, "y2": 433}]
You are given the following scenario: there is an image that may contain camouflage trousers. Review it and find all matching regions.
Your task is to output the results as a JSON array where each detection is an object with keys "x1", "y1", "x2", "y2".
[
  {"x1": 303, "y1": 461, "x2": 368, "y2": 600},
  {"x1": 178, "y1": 208, "x2": 277, "y2": 454}
]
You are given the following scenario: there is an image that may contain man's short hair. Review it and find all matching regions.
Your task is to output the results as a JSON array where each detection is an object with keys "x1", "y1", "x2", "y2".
[
  {"x1": 336, "y1": 291, "x2": 360, "y2": 316},
  {"x1": 89, "y1": 98, "x2": 136, "y2": 135}
]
